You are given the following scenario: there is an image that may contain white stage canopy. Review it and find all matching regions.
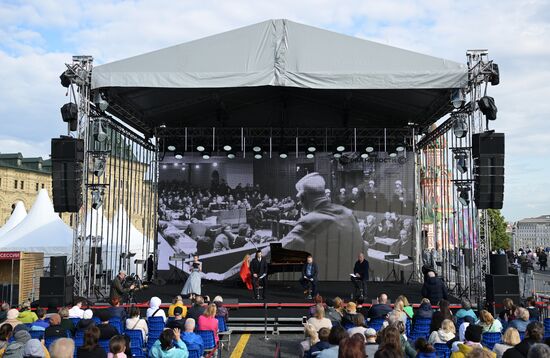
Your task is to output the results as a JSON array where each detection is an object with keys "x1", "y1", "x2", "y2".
[{"x1": 0, "y1": 201, "x2": 27, "y2": 238}]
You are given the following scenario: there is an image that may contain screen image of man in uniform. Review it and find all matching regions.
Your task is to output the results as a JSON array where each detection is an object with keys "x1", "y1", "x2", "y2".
[
  {"x1": 250, "y1": 250, "x2": 268, "y2": 299},
  {"x1": 300, "y1": 255, "x2": 318, "y2": 299},
  {"x1": 281, "y1": 172, "x2": 363, "y2": 281},
  {"x1": 109, "y1": 270, "x2": 135, "y2": 302},
  {"x1": 351, "y1": 253, "x2": 369, "y2": 299}
]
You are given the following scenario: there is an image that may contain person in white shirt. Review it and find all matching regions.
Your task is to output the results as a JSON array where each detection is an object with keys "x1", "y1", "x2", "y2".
[
  {"x1": 126, "y1": 306, "x2": 148, "y2": 341},
  {"x1": 306, "y1": 305, "x2": 332, "y2": 332},
  {"x1": 346, "y1": 313, "x2": 366, "y2": 339},
  {"x1": 68, "y1": 298, "x2": 86, "y2": 319},
  {"x1": 146, "y1": 296, "x2": 166, "y2": 322}
]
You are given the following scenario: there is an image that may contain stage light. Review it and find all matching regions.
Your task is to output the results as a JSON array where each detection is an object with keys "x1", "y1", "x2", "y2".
[
  {"x1": 174, "y1": 151, "x2": 184, "y2": 160},
  {"x1": 389, "y1": 152, "x2": 397, "y2": 158},
  {"x1": 490, "y1": 63, "x2": 500, "y2": 86},
  {"x1": 195, "y1": 164, "x2": 199, "y2": 169},
  {"x1": 252, "y1": 145, "x2": 262, "y2": 153},
  {"x1": 227, "y1": 152, "x2": 236, "y2": 159},
  {"x1": 333, "y1": 152, "x2": 342, "y2": 159},
  {"x1": 92, "y1": 156, "x2": 106, "y2": 177},
  {"x1": 167, "y1": 145, "x2": 176, "y2": 151},
  {"x1": 182, "y1": 167, "x2": 186, "y2": 171},
  {"x1": 451, "y1": 89, "x2": 465, "y2": 109},
  {"x1": 93, "y1": 92, "x2": 109, "y2": 112},
  {"x1": 306, "y1": 152, "x2": 315, "y2": 159},
  {"x1": 223, "y1": 144, "x2": 232, "y2": 151},
  {"x1": 162, "y1": 164, "x2": 167, "y2": 169},
  {"x1": 307, "y1": 139, "x2": 317, "y2": 152},
  {"x1": 60, "y1": 71, "x2": 72, "y2": 88},
  {"x1": 196, "y1": 145, "x2": 205, "y2": 152},
  {"x1": 60, "y1": 103, "x2": 78, "y2": 132},
  {"x1": 91, "y1": 188, "x2": 104, "y2": 210},
  {"x1": 458, "y1": 187, "x2": 470, "y2": 206},
  {"x1": 213, "y1": 162, "x2": 218, "y2": 167},
  {"x1": 279, "y1": 152, "x2": 288, "y2": 159},
  {"x1": 202, "y1": 152, "x2": 211, "y2": 160},
  {"x1": 455, "y1": 152, "x2": 468, "y2": 174},
  {"x1": 396, "y1": 142, "x2": 406, "y2": 152},
  {"x1": 254, "y1": 153, "x2": 263, "y2": 159},
  {"x1": 336, "y1": 145, "x2": 345, "y2": 152},
  {"x1": 453, "y1": 114, "x2": 468, "y2": 138},
  {"x1": 365, "y1": 145, "x2": 375, "y2": 153},
  {"x1": 94, "y1": 119, "x2": 108, "y2": 143},
  {"x1": 361, "y1": 153, "x2": 369, "y2": 159},
  {"x1": 173, "y1": 162, "x2": 179, "y2": 166}
]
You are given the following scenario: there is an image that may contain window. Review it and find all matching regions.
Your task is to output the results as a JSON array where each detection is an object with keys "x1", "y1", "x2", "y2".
[
  {"x1": 41, "y1": 183, "x2": 45, "y2": 189},
  {"x1": 36, "y1": 183, "x2": 39, "y2": 191},
  {"x1": 14, "y1": 180, "x2": 18, "y2": 189},
  {"x1": 20, "y1": 181, "x2": 24, "y2": 190}
]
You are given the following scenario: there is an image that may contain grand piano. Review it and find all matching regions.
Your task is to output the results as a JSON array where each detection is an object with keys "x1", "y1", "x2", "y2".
[{"x1": 268, "y1": 243, "x2": 310, "y2": 277}]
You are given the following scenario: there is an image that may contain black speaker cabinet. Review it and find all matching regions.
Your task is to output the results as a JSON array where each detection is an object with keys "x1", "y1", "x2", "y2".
[
  {"x1": 50, "y1": 256, "x2": 67, "y2": 277},
  {"x1": 39, "y1": 276, "x2": 73, "y2": 307},
  {"x1": 486, "y1": 274, "x2": 519, "y2": 303},
  {"x1": 472, "y1": 132, "x2": 505, "y2": 209},
  {"x1": 489, "y1": 254, "x2": 508, "y2": 276},
  {"x1": 51, "y1": 137, "x2": 84, "y2": 212}
]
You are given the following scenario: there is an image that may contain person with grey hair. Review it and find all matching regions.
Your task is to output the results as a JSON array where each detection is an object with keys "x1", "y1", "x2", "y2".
[
  {"x1": 503, "y1": 321, "x2": 544, "y2": 358},
  {"x1": 49, "y1": 337, "x2": 75, "y2": 358},
  {"x1": 455, "y1": 297, "x2": 477, "y2": 321},
  {"x1": 280, "y1": 173, "x2": 362, "y2": 281},
  {"x1": 181, "y1": 318, "x2": 204, "y2": 354},
  {"x1": 527, "y1": 343, "x2": 550, "y2": 358},
  {"x1": 109, "y1": 270, "x2": 134, "y2": 303},
  {"x1": 0, "y1": 303, "x2": 10, "y2": 323}
]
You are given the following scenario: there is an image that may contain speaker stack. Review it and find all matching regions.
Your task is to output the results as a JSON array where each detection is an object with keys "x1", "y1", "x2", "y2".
[
  {"x1": 472, "y1": 132, "x2": 505, "y2": 209},
  {"x1": 40, "y1": 256, "x2": 73, "y2": 307},
  {"x1": 51, "y1": 136, "x2": 84, "y2": 212},
  {"x1": 486, "y1": 254, "x2": 520, "y2": 312}
]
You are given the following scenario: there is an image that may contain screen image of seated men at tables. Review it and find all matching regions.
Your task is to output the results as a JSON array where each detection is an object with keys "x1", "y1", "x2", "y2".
[{"x1": 157, "y1": 152, "x2": 415, "y2": 281}]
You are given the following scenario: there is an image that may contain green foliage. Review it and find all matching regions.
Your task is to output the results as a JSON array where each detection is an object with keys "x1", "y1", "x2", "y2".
[{"x1": 488, "y1": 209, "x2": 510, "y2": 250}]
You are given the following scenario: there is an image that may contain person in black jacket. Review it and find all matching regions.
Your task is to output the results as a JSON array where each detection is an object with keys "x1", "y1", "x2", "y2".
[
  {"x1": 77, "y1": 326, "x2": 107, "y2": 358},
  {"x1": 366, "y1": 293, "x2": 392, "y2": 320},
  {"x1": 421, "y1": 270, "x2": 448, "y2": 304},
  {"x1": 250, "y1": 250, "x2": 268, "y2": 299},
  {"x1": 300, "y1": 255, "x2": 318, "y2": 299},
  {"x1": 95, "y1": 310, "x2": 118, "y2": 341},
  {"x1": 503, "y1": 321, "x2": 544, "y2": 358},
  {"x1": 109, "y1": 270, "x2": 134, "y2": 303},
  {"x1": 351, "y1": 252, "x2": 369, "y2": 299}
]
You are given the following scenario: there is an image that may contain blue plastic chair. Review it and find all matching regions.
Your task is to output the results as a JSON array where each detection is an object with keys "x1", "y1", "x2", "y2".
[
  {"x1": 45, "y1": 336, "x2": 60, "y2": 349},
  {"x1": 216, "y1": 315, "x2": 233, "y2": 351},
  {"x1": 482, "y1": 332, "x2": 502, "y2": 350},
  {"x1": 29, "y1": 330, "x2": 44, "y2": 340},
  {"x1": 188, "y1": 349, "x2": 201, "y2": 358},
  {"x1": 544, "y1": 318, "x2": 550, "y2": 338},
  {"x1": 197, "y1": 330, "x2": 217, "y2": 352},
  {"x1": 434, "y1": 343, "x2": 451, "y2": 358},
  {"x1": 409, "y1": 318, "x2": 431, "y2": 341},
  {"x1": 146, "y1": 338, "x2": 158, "y2": 353},
  {"x1": 109, "y1": 317, "x2": 124, "y2": 333},
  {"x1": 124, "y1": 329, "x2": 144, "y2": 349},
  {"x1": 130, "y1": 346, "x2": 146, "y2": 358},
  {"x1": 98, "y1": 339, "x2": 110, "y2": 352},
  {"x1": 456, "y1": 317, "x2": 464, "y2": 328},
  {"x1": 519, "y1": 331, "x2": 526, "y2": 341},
  {"x1": 405, "y1": 319, "x2": 411, "y2": 337},
  {"x1": 147, "y1": 317, "x2": 165, "y2": 332},
  {"x1": 92, "y1": 317, "x2": 101, "y2": 325},
  {"x1": 69, "y1": 318, "x2": 81, "y2": 327},
  {"x1": 367, "y1": 317, "x2": 385, "y2": 331}
]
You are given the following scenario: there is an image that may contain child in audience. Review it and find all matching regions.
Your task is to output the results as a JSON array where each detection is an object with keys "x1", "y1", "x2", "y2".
[{"x1": 108, "y1": 335, "x2": 127, "y2": 358}]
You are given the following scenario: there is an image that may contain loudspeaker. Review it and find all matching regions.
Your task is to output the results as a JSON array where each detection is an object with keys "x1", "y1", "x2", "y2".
[
  {"x1": 486, "y1": 274, "x2": 519, "y2": 303},
  {"x1": 472, "y1": 132, "x2": 505, "y2": 209},
  {"x1": 51, "y1": 137, "x2": 84, "y2": 212},
  {"x1": 490, "y1": 254, "x2": 508, "y2": 275},
  {"x1": 50, "y1": 256, "x2": 67, "y2": 277},
  {"x1": 39, "y1": 276, "x2": 73, "y2": 307}
]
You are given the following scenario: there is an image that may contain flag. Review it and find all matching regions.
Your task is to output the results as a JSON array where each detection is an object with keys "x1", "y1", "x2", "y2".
[{"x1": 240, "y1": 254, "x2": 253, "y2": 290}]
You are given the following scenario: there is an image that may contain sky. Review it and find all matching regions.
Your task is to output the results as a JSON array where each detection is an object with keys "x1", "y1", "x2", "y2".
[{"x1": 0, "y1": 0, "x2": 548, "y2": 222}]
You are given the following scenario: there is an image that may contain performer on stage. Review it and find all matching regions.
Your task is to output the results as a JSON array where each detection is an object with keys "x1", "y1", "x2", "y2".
[
  {"x1": 181, "y1": 254, "x2": 202, "y2": 298},
  {"x1": 351, "y1": 253, "x2": 369, "y2": 299},
  {"x1": 109, "y1": 270, "x2": 135, "y2": 302},
  {"x1": 300, "y1": 255, "x2": 318, "y2": 299},
  {"x1": 250, "y1": 250, "x2": 267, "y2": 300}
]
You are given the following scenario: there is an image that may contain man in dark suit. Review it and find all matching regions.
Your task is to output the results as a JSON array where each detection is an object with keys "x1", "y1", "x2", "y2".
[
  {"x1": 109, "y1": 270, "x2": 134, "y2": 303},
  {"x1": 351, "y1": 252, "x2": 369, "y2": 299},
  {"x1": 421, "y1": 270, "x2": 448, "y2": 304},
  {"x1": 300, "y1": 255, "x2": 318, "y2": 299},
  {"x1": 250, "y1": 250, "x2": 268, "y2": 299}
]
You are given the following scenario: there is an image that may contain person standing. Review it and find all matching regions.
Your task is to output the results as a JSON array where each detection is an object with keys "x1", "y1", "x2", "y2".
[
  {"x1": 181, "y1": 255, "x2": 202, "y2": 298},
  {"x1": 421, "y1": 271, "x2": 448, "y2": 305},
  {"x1": 250, "y1": 250, "x2": 268, "y2": 300},
  {"x1": 300, "y1": 255, "x2": 318, "y2": 299},
  {"x1": 351, "y1": 253, "x2": 369, "y2": 299},
  {"x1": 145, "y1": 254, "x2": 154, "y2": 282}
]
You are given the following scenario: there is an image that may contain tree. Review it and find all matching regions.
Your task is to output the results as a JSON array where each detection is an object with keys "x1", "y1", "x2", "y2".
[{"x1": 487, "y1": 209, "x2": 510, "y2": 250}]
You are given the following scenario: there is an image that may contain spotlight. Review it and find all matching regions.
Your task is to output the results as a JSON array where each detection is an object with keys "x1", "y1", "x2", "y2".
[
  {"x1": 365, "y1": 145, "x2": 375, "y2": 153},
  {"x1": 457, "y1": 187, "x2": 470, "y2": 206},
  {"x1": 167, "y1": 145, "x2": 176, "y2": 151},
  {"x1": 59, "y1": 71, "x2": 72, "y2": 88},
  {"x1": 306, "y1": 152, "x2": 315, "y2": 159},
  {"x1": 336, "y1": 145, "x2": 346, "y2": 152},
  {"x1": 452, "y1": 114, "x2": 468, "y2": 138},
  {"x1": 252, "y1": 145, "x2": 262, "y2": 153},
  {"x1": 223, "y1": 144, "x2": 232, "y2": 151},
  {"x1": 227, "y1": 152, "x2": 236, "y2": 159},
  {"x1": 213, "y1": 162, "x2": 218, "y2": 167},
  {"x1": 195, "y1": 164, "x2": 199, "y2": 169},
  {"x1": 93, "y1": 92, "x2": 109, "y2": 112},
  {"x1": 94, "y1": 119, "x2": 108, "y2": 143},
  {"x1": 451, "y1": 89, "x2": 465, "y2": 109},
  {"x1": 360, "y1": 153, "x2": 369, "y2": 159},
  {"x1": 333, "y1": 152, "x2": 342, "y2": 159},
  {"x1": 307, "y1": 139, "x2": 317, "y2": 152},
  {"x1": 60, "y1": 103, "x2": 78, "y2": 131},
  {"x1": 478, "y1": 96, "x2": 497, "y2": 120},
  {"x1": 389, "y1": 152, "x2": 397, "y2": 158},
  {"x1": 91, "y1": 188, "x2": 104, "y2": 210},
  {"x1": 455, "y1": 152, "x2": 468, "y2": 174},
  {"x1": 279, "y1": 150, "x2": 288, "y2": 159},
  {"x1": 202, "y1": 152, "x2": 211, "y2": 160},
  {"x1": 254, "y1": 153, "x2": 263, "y2": 159},
  {"x1": 196, "y1": 145, "x2": 205, "y2": 152},
  {"x1": 396, "y1": 141, "x2": 406, "y2": 152},
  {"x1": 174, "y1": 151, "x2": 184, "y2": 160},
  {"x1": 92, "y1": 156, "x2": 106, "y2": 177}
]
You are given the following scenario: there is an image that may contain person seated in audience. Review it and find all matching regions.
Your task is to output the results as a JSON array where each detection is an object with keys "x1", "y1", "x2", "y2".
[
  {"x1": 396, "y1": 295, "x2": 414, "y2": 319},
  {"x1": 346, "y1": 313, "x2": 366, "y2": 338},
  {"x1": 68, "y1": 298, "x2": 86, "y2": 319},
  {"x1": 502, "y1": 321, "x2": 544, "y2": 358},
  {"x1": 341, "y1": 302, "x2": 358, "y2": 327},
  {"x1": 149, "y1": 328, "x2": 189, "y2": 358},
  {"x1": 450, "y1": 324, "x2": 490, "y2": 357},
  {"x1": 390, "y1": 299, "x2": 408, "y2": 325},
  {"x1": 186, "y1": 295, "x2": 205, "y2": 323},
  {"x1": 430, "y1": 299, "x2": 454, "y2": 333},
  {"x1": 525, "y1": 297, "x2": 539, "y2": 321},
  {"x1": 146, "y1": 296, "x2": 167, "y2": 322},
  {"x1": 338, "y1": 334, "x2": 366, "y2": 358},
  {"x1": 448, "y1": 315, "x2": 476, "y2": 349},
  {"x1": 455, "y1": 298, "x2": 477, "y2": 321},
  {"x1": 77, "y1": 326, "x2": 107, "y2": 358},
  {"x1": 326, "y1": 297, "x2": 344, "y2": 325},
  {"x1": 493, "y1": 327, "x2": 520, "y2": 358},
  {"x1": 308, "y1": 327, "x2": 331, "y2": 357},
  {"x1": 477, "y1": 310, "x2": 503, "y2": 333},
  {"x1": 375, "y1": 325, "x2": 404, "y2": 358},
  {"x1": 17, "y1": 301, "x2": 37, "y2": 323},
  {"x1": 108, "y1": 335, "x2": 127, "y2": 358},
  {"x1": 197, "y1": 303, "x2": 219, "y2": 345},
  {"x1": 301, "y1": 322, "x2": 319, "y2": 356},
  {"x1": 0, "y1": 303, "x2": 10, "y2": 324},
  {"x1": 125, "y1": 306, "x2": 148, "y2": 342},
  {"x1": 0, "y1": 309, "x2": 22, "y2": 330},
  {"x1": 0, "y1": 324, "x2": 13, "y2": 353},
  {"x1": 415, "y1": 298, "x2": 434, "y2": 322},
  {"x1": 77, "y1": 309, "x2": 95, "y2": 332},
  {"x1": 31, "y1": 308, "x2": 50, "y2": 331},
  {"x1": 526, "y1": 343, "x2": 550, "y2": 358},
  {"x1": 422, "y1": 271, "x2": 448, "y2": 306},
  {"x1": 96, "y1": 310, "x2": 118, "y2": 341},
  {"x1": 167, "y1": 295, "x2": 187, "y2": 318},
  {"x1": 49, "y1": 337, "x2": 75, "y2": 358},
  {"x1": 415, "y1": 338, "x2": 437, "y2": 358},
  {"x1": 2, "y1": 326, "x2": 30, "y2": 356},
  {"x1": 507, "y1": 307, "x2": 530, "y2": 333},
  {"x1": 318, "y1": 326, "x2": 348, "y2": 358},
  {"x1": 498, "y1": 298, "x2": 516, "y2": 323},
  {"x1": 429, "y1": 319, "x2": 456, "y2": 344},
  {"x1": 364, "y1": 328, "x2": 378, "y2": 358},
  {"x1": 367, "y1": 293, "x2": 392, "y2": 320},
  {"x1": 166, "y1": 307, "x2": 186, "y2": 331},
  {"x1": 393, "y1": 321, "x2": 416, "y2": 358},
  {"x1": 59, "y1": 307, "x2": 76, "y2": 336},
  {"x1": 308, "y1": 295, "x2": 324, "y2": 317},
  {"x1": 181, "y1": 318, "x2": 203, "y2": 355},
  {"x1": 23, "y1": 337, "x2": 49, "y2": 358},
  {"x1": 307, "y1": 304, "x2": 332, "y2": 332},
  {"x1": 45, "y1": 313, "x2": 67, "y2": 339},
  {"x1": 107, "y1": 297, "x2": 126, "y2": 322},
  {"x1": 213, "y1": 295, "x2": 228, "y2": 319}
]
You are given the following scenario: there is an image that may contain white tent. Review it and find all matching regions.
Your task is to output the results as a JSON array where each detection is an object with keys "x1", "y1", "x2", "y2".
[
  {"x1": 0, "y1": 201, "x2": 27, "y2": 238},
  {"x1": 0, "y1": 190, "x2": 73, "y2": 257}
]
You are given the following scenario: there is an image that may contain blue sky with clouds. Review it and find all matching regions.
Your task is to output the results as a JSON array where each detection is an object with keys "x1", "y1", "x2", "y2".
[{"x1": 0, "y1": 0, "x2": 549, "y2": 221}]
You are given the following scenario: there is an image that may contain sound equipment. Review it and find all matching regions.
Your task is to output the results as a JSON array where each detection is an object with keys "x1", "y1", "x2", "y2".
[
  {"x1": 50, "y1": 256, "x2": 67, "y2": 277},
  {"x1": 90, "y1": 247, "x2": 102, "y2": 265},
  {"x1": 472, "y1": 132, "x2": 505, "y2": 209},
  {"x1": 51, "y1": 137, "x2": 84, "y2": 212},
  {"x1": 39, "y1": 276, "x2": 73, "y2": 307},
  {"x1": 485, "y1": 274, "x2": 520, "y2": 304},
  {"x1": 489, "y1": 254, "x2": 508, "y2": 276}
]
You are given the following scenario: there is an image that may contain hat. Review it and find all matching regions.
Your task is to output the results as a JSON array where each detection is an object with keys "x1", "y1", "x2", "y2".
[
  {"x1": 83, "y1": 309, "x2": 93, "y2": 319},
  {"x1": 465, "y1": 324, "x2": 483, "y2": 343},
  {"x1": 96, "y1": 309, "x2": 111, "y2": 322},
  {"x1": 7, "y1": 309, "x2": 19, "y2": 320},
  {"x1": 213, "y1": 296, "x2": 223, "y2": 303},
  {"x1": 14, "y1": 330, "x2": 31, "y2": 344},
  {"x1": 173, "y1": 306, "x2": 183, "y2": 316},
  {"x1": 24, "y1": 338, "x2": 45, "y2": 357},
  {"x1": 365, "y1": 328, "x2": 377, "y2": 337},
  {"x1": 295, "y1": 173, "x2": 326, "y2": 197}
]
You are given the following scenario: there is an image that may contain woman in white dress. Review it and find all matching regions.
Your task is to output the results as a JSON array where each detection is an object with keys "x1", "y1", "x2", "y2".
[{"x1": 181, "y1": 254, "x2": 202, "y2": 298}]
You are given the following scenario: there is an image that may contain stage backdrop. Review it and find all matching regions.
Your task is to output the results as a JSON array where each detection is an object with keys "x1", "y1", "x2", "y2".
[{"x1": 157, "y1": 152, "x2": 415, "y2": 282}]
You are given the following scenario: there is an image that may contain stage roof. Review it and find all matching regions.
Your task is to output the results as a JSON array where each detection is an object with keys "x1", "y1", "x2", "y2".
[{"x1": 91, "y1": 19, "x2": 467, "y2": 133}]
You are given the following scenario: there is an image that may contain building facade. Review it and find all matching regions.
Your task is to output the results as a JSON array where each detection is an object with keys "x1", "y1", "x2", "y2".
[{"x1": 513, "y1": 215, "x2": 550, "y2": 251}]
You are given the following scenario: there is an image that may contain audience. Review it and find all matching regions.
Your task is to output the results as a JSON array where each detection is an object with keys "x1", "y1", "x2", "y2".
[
  {"x1": 415, "y1": 298, "x2": 434, "y2": 320},
  {"x1": 326, "y1": 297, "x2": 344, "y2": 325},
  {"x1": 45, "y1": 314, "x2": 67, "y2": 339},
  {"x1": 59, "y1": 307, "x2": 75, "y2": 336},
  {"x1": 187, "y1": 296, "x2": 206, "y2": 323},
  {"x1": 455, "y1": 298, "x2": 477, "y2": 321},
  {"x1": 146, "y1": 297, "x2": 167, "y2": 322},
  {"x1": 428, "y1": 319, "x2": 456, "y2": 344},
  {"x1": 318, "y1": 325, "x2": 348, "y2": 358},
  {"x1": 49, "y1": 337, "x2": 75, "y2": 358},
  {"x1": 308, "y1": 295, "x2": 324, "y2": 317},
  {"x1": 0, "y1": 303, "x2": 10, "y2": 323},
  {"x1": 346, "y1": 313, "x2": 366, "y2": 338},
  {"x1": 367, "y1": 293, "x2": 392, "y2": 320},
  {"x1": 457, "y1": 316, "x2": 476, "y2": 344},
  {"x1": 502, "y1": 321, "x2": 544, "y2": 358},
  {"x1": 31, "y1": 308, "x2": 50, "y2": 331},
  {"x1": 68, "y1": 299, "x2": 86, "y2": 319},
  {"x1": 525, "y1": 297, "x2": 539, "y2": 321},
  {"x1": 125, "y1": 306, "x2": 148, "y2": 342},
  {"x1": 149, "y1": 328, "x2": 189, "y2": 357},
  {"x1": 415, "y1": 338, "x2": 437, "y2": 358},
  {"x1": 430, "y1": 299, "x2": 453, "y2": 332},
  {"x1": 307, "y1": 304, "x2": 332, "y2": 332},
  {"x1": 4, "y1": 327, "x2": 31, "y2": 357},
  {"x1": 107, "y1": 297, "x2": 126, "y2": 321},
  {"x1": 364, "y1": 328, "x2": 379, "y2": 358},
  {"x1": 338, "y1": 334, "x2": 366, "y2": 358},
  {"x1": 167, "y1": 295, "x2": 187, "y2": 318},
  {"x1": 77, "y1": 326, "x2": 107, "y2": 358},
  {"x1": 166, "y1": 307, "x2": 186, "y2": 331},
  {"x1": 108, "y1": 335, "x2": 127, "y2": 358},
  {"x1": 0, "y1": 309, "x2": 22, "y2": 329},
  {"x1": 498, "y1": 298, "x2": 516, "y2": 323},
  {"x1": 23, "y1": 337, "x2": 48, "y2": 358},
  {"x1": 478, "y1": 310, "x2": 503, "y2": 333},
  {"x1": 450, "y1": 324, "x2": 490, "y2": 358},
  {"x1": 376, "y1": 325, "x2": 403, "y2": 358},
  {"x1": 213, "y1": 296, "x2": 228, "y2": 319},
  {"x1": 390, "y1": 299, "x2": 408, "y2": 325},
  {"x1": 76, "y1": 309, "x2": 95, "y2": 332},
  {"x1": 96, "y1": 311, "x2": 118, "y2": 341},
  {"x1": 507, "y1": 308, "x2": 530, "y2": 333},
  {"x1": 18, "y1": 301, "x2": 38, "y2": 323},
  {"x1": 197, "y1": 303, "x2": 219, "y2": 345},
  {"x1": 0, "y1": 324, "x2": 13, "y2": 353},
  {"x1": 181, "y1": 318, "x2": 204, "y2": 355},
  {"x1": 396, "y1": 295, "x2": 414, "y2": 319},
  {"x1": 308, "y1": 327, "x2": 331, "y2": 357},
  {"x1": 526, "y1": 343, "x2": 550, "y2": 358},
  {"x1": 493, "y1": 328, "x2": 520, "y2": 358},
  {"x1": 342, "y1": 302, "x2": 358, "y2": 327}
]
